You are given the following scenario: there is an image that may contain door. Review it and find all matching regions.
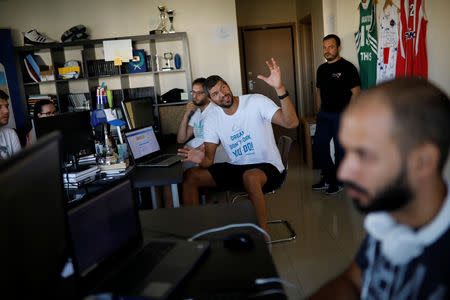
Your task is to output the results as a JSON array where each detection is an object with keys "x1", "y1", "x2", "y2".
[
  {"x1": 240, "y1": 25, "x2": 298, "y2": 141},
  {"x1": 299, "y1": 15, "x2": 315, "y2": 117}
]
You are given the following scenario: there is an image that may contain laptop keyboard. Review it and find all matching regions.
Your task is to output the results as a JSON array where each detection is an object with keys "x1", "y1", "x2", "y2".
[
  {"x1": 132, "y1": 241, "x2": 175, "y2": 276},
  {"x1": 145, "y1": 155, "x2": 169, "y2": 164}
]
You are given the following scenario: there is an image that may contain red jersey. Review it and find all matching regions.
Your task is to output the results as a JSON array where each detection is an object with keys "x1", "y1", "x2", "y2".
[{"x1": 396, "y1": 0, "x2": 428, "y2": 78}]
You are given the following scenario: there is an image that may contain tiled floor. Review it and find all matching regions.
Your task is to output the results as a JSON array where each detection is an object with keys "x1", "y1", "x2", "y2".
[{"x1": 263, "y1": 143, "x2": 366, "y2": 299}]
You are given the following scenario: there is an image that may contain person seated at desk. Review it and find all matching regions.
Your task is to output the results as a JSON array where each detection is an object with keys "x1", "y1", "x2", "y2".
[
  {"x1": 177, "y1": 77, "x2": 228, "y2": 170},
  {"x1": 307, "y1": 78, "x2": 450, "y2": 299},
  {"x1": 0, "y1": 90, "x2": 21, "y2": 160},
  {"x1": 178, "y1": 58, "x2": 299, "y2": 232},
  {"x1": 27, "y1": 99, "x2": 58, "y2": 144}
]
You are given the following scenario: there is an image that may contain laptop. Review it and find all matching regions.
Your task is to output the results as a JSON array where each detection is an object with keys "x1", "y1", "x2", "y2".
[
  {"x1": 68, "y1": 179, "x2": 209, "y2": 299},
  {"x1": 125, "y1": 126, "x2": 182, "y2": 167}
]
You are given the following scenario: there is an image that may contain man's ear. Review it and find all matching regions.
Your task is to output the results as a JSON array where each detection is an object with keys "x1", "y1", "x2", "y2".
[{"x1": 408, "y1": 143, "x2": 440, "y2": 179}]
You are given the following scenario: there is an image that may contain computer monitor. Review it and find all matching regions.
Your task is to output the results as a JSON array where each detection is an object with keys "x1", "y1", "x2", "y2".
[
  {"x1": 0, "y1": 132, "x2": 77, "y2": 299},
  {"x1": 34, "y1": 110, "x2": 95, "y2": 162},
  {"x1": 121, "y1": 99, "x2": 154, "y2": 130}
]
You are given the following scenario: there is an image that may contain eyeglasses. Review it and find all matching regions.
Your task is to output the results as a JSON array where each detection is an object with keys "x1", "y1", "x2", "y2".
[
  {"x1": 190, "y1": 90, "x2": 205, "y2": 96},
  {"x1": 40, "y1": 111, "x2": 57, "y2": 116}
]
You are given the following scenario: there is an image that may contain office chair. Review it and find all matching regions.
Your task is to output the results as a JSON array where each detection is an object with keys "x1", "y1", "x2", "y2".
[{"x1": 228, "y1": 135, "x2": 297, "y2": 244}]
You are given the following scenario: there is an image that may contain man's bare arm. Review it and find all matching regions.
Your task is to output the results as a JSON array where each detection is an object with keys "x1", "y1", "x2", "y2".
[
  {"x1": 177, "y1": 142, "x2": 218, "y2": 168},
  {"x1": 257, "y1": 58, "x2": 299, "y2": 129},
  {"x1": 350, "y1": 86, "x2": 361, "y2": 103},
  {"x1": 307, "y1": 262, "x2": 362, "y2": 300},
  {"x1": 177, "y1": 102, "x2": 196, "y2": 143}
]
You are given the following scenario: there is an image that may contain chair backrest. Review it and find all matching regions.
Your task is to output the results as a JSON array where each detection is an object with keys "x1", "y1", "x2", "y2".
[{"x1": 277, "y1": 135, "x2": 294, "y2": 170}]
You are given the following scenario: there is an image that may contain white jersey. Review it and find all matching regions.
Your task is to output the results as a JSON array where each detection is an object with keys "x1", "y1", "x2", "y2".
[
  {"x1": 0, "y1": 127, "x2": 21, "y2": 160},
  {"x1": 203, "y1": 94, "x2": 284, "y2": 172},
  {"x1": 376, "y1": 4, "x2": 400, "y2": 84}
]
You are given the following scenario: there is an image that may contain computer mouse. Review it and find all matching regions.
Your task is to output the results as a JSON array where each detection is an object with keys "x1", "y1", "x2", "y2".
[{"x1": 223, "y1": 233, "x2": 255, "y2": 252}]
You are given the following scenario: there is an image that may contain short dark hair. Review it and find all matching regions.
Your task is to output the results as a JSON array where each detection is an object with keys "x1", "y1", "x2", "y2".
[
  {"x1": 204, "y1": 75, "x2": 229, "y2": 98},
  {"x1": 0, "y1": 90, "x2": 9, "y2": 101},
  {"x1": 323, "y1": 34, "x2": 341, "y2": 47},
  {"x1": 361, "y1": 77, "x2": 450, "y2": 172},
  {"x1": 192, "y1": 77, "x2": 206, "y2": 87},
  {"x1": 34, "y1": 99, "x2": 54, "y2": 118}
]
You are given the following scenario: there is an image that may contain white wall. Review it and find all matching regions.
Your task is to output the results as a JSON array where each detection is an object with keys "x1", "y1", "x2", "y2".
[
  {"x1": 322, "y1": 0, "x2": 450, "y2": 96},
  {"x1": 236, "y1": 0, "x2": 297, "y2": 26},
  {"x1": 0, "y1": 0, "x2": 243, "y2": 96}
]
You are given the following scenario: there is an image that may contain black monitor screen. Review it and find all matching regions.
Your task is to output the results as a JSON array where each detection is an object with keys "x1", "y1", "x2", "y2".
[
  {"x1": 34, "y1": 110, "x2": 95, "y2": 160},
  {"x1": 0, "y1": 132, "x2": 75, "y2": 299},
  {"x1": 68, "y1": 179, "x2": 140, "y2": 276},
  {"x1": 122, "y1": 99, "x2": 154, "y2": 129}
]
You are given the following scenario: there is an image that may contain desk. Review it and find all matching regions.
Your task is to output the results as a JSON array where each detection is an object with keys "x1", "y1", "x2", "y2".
[
  {"x1": 132, "y1": 163, "x2": 183, "y2": 208},
  {"x1": 139, "y1": 201, "x2": 287, "y2": 299}
]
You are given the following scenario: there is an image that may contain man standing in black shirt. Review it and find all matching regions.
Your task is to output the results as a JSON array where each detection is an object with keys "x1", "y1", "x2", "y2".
[{"x1": 312, "y1": 34, "x2": 361, "y2": 194}]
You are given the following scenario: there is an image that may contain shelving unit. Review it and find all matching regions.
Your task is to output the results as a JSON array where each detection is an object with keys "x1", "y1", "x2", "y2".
[{"x1": 14, "y1": 32, "x2": 192, "y2": 134}]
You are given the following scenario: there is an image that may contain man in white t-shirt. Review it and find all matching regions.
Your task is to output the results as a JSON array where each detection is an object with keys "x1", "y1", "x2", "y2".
[
  {"x1": 177, "y1": 77, "x2": 210, "y2": 147},
  {"x1": 177, "y1": 78, "x2": 228, "y2": 169},
  {"x1": 178, "y1": 58, "x2": 299, "y2": 231},
  {"x1": 0, "y1": 90, "x2": 21, "y2": 160}
]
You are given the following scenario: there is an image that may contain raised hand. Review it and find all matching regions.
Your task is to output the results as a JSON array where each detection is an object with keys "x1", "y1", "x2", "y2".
[
  {"x1": 177, "y1": 144, "x2": 205, "y2": 163},
  {"x1": 257, "y1": 58, "x2": 283, "y2": 90}
]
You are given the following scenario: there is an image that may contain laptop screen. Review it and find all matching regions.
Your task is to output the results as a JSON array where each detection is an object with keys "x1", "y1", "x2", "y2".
[
  {"x1": 68, "y1": 180, "x2": 141, "y2": 276},
  {"x1": 124, "y1": 126, "x2": 160, "y2": 160}
]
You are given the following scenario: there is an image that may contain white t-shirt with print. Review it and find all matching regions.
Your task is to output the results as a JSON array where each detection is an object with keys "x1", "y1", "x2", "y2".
[
  {"x1": 203, "y1": 94, "x2": 284, "y2": 172},
  {"x1": 186, "y1": 103, "x2": 228, "y2": 163},
  {"x1": 0, "y1": 127, "x2": 21, "y2": 160}
]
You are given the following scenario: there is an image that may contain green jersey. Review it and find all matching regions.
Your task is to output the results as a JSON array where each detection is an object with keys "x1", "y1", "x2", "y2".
[{"x1": 355, "y1": 0, "x2": 378, "y2": 90}]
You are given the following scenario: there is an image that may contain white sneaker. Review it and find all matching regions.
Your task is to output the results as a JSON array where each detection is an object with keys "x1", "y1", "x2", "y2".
[{"x1": 23, "y1": 29, "x2": 56, "y2": 45}]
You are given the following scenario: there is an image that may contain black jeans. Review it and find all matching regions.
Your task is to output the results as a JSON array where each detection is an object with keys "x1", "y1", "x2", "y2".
[{"x1": 313, "y1": 111, "x2": 344, "y2": 186}]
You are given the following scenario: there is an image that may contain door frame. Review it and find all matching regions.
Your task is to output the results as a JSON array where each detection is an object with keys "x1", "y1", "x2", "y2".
[
  {"x1": 298, "y1": 15, "x2": 315, "y2": 118},
  {"x1": 238, "y1": 23, "x2": 299, "y2": 120}
]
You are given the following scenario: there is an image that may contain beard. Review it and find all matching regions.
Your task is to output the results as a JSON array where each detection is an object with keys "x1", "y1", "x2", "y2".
[
  {"x1": 344, "y1": 164, "x2": 413, "y2": 213},
  {"x1": 324, "y1": 52, "x2": 338, "y2": 62},
  {"x1": 219, "y1": 94, "x2": 234, "y2": 109},
  {"x1": 193, "y1": 98, "x2": 207, "y2": 106}
]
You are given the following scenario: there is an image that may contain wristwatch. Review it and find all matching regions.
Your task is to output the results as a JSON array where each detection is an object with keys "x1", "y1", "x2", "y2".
[{"x1": 278, "y1": 91, "x2": 289, "y2": 100}]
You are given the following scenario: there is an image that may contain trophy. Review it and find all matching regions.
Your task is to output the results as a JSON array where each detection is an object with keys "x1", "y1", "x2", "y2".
[
  {"x1": 162, "y1": 52, "x2": 174, "y2": 71},
  {"x1": 156, "y1": 6, "x2": 169, "y2": 34},
  {"x1": 167, "y1": 10, "x2": 175, "y2": 33}
]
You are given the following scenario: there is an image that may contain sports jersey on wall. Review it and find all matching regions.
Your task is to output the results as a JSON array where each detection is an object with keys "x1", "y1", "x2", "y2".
[
  {"x1": 376, "y1": 4, "x2": 399, "y2": 84},
  {"x1": 396, "y1": 0, "x2": 428, "y2": 78},
  {"x1": 355, "y1": 0, "x2": 378, "y2": 90}
]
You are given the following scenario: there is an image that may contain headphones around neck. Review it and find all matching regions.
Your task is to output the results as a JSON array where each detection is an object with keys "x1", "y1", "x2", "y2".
[{"x1": 364, "y1": 213, "x2": 425, "y2": 265}]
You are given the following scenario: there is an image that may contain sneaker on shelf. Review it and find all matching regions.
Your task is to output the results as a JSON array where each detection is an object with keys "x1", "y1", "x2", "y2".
[
  {"x1": 325, "y1": 184, "x2": 344, "y2": 195},
  {"x1": 312, "y1": 178, "x2": 329, "y2": 190},
  {"x1": 23, "y1": 29, "x2": 56, "y2": 45}
]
